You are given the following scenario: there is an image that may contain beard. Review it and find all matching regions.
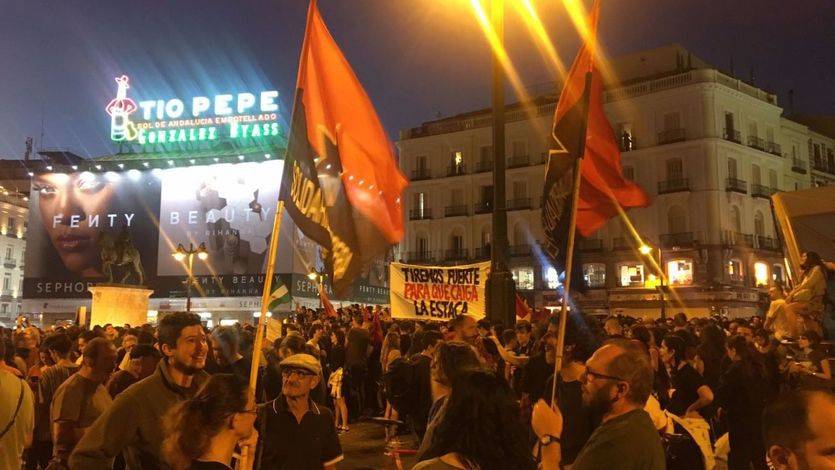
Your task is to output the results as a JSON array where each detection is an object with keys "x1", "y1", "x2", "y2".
[
  {"x1": 170, "y1": 356, "x2": 203, "y2": 376},
  {"x1": 583, "y1": 383, "x2": 616, "y2": 416}
]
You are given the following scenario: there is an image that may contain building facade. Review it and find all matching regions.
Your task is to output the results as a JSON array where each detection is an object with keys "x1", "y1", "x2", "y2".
[
  {"x1": 0, "y1": 188, "x2": 29, "y2": 326},
  {"x1": 396, "y1": 44, "x2": 835, "y2": 319}
]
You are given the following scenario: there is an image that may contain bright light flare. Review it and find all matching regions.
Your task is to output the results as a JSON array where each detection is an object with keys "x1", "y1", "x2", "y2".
[
  {"x1": 561, "y1": 0, "x2": 618, "y2": 85},
  {"x1": 515, "y1": 0, "x2": 567, "y2": 80}
]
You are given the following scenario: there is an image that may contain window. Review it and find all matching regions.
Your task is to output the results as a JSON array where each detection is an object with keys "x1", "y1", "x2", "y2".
[
  {"x1": 792, "y1": 142, "x2": 799, "y2": 159},
  {"x1": 480, "y1": 226, "x2": 491, "y2": 247},
  {"x1": 748, "y1": 121, "x2": 758, "y2": 138},
  {"x1": 416, "y1": 155, "x2": 428, "y2": 172},
  {"x1": 773, "y1": 264, "x2": 784, "y2": 285},
  {"x1": 545, "y1": 267, "x2": 560, "y2": 289},
  {"x1": 724, "y1": 112, "x2": 735, "y2": 133},
  {"x1": 730, "y1": 206, "x2": 742, "y2": 233},
  {"x1": 667, "y1": 259, "x2": 693, "y2": 286},
  {"x1": 450, "y1": 188, "x2": 464, "y2": 206},
  {"x1": 0, "y1": 304, "x2": 6, "y2": 314},
  {"x1": 479, "y1": 146, "x2": 492, "y2": 163},
  {"x1": 416, "y1": 236, "x2": 428, "y2": 254},
  {"x1": 727, "y1": 259, "x2": 744, "y2": 282},
  {"x1": 450, "y1": 233, "x2": 463, "y2": 252},
  {"x1": 769, "y1": 169, "x2": 778, "y2": 190},
  {"x1": 512, "y1": 267, "x2": 535, "y2": 291},
  {"x1": 666, "y1": 158, "x2": 683, "y2": 180},
  {"x1": 512, "y1": 141, "x2": 527, "y2": 158},
  {"x1": 7, "y1": 218, "x2": 15, "y2": 233},
  {"x1": 766, "y1": 127, "x2": 774, "y2": 144},
  {"x1": 754, "y1": 211, "x2": 765, "y2": 236},
  {"x1": 4, "y1": 247, "x2": 10, "y2": 260},
  {"x1": 667, "y1": 205, "x2": 688, "y2": 234},
  {"x1": 414, "y1": 192, "x2": 428, "y2": 217},
  {"x1": 754, "y1": 262, "x2": 769, "y2": 287},
  {"x1": 480, "y1": 185, "x2": 493, "y2": 205},
  {"x1": 619, "y1": 123, "x2": 634, "y2": 151},
  {"x1": 663, "y1": 112, "x2": 681, "y2": 131},
  {"x1": 451, "y1": 151, "x2": 464, "y2": 173},
  {"x1": 728, "y1": 158, "x2": 738, "y2": 179},
  {"x1": 2, "y1": 274, "x2": 10, "y2": 291},
  {"x1": 583, "y1": 263, "x2": 606, "y2": 288},
  {"x1": 512, "y1": 181, "x2": 527, "y2": 200},
  {"x1": 751, "y1": 164, "x2": 761, "y2": 186},
  {"x1": 617, "y1": 263, "x2": 645, "y2": 287},
  {"x1": 623, "y1": 166, "x2": 635, "y2": 181},
  {"x1": 512, "y1": 223, "x2": 526, "y2": 246}
]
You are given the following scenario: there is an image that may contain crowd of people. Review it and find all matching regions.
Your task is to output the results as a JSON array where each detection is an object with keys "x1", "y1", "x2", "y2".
[{"x1": 0, "y1": 253, "x2": 833, "y2": 470}]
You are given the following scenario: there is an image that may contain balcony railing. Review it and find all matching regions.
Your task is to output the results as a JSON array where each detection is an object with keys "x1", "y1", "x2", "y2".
[
  {"x1": 751, "y1": 184, "x2": 776, "y2": 199},
  {"x1": 444, "y1": 248, "x2": 469, "y2": 262},
  {"x1": 660, "y1": 232, "x2": 696, "y2": 248},
  {"x1": 509, "y1": 245, "x2": 532, "y2": 257},
  {"x1": 507, "y1": 155, "x2": 530, "y2": 168},
  {"x1": 657, "y1": 178, "x2": 690, "y2": 194},
  {"x1": 579, "y1": 239, "x2": 604, "y2": 252},
  {"x1": 723, "y1": 231, "x2": 754, "y2": 247},
  {"x1": 444, "y1": 205, "x2": 469, "y2": 217},
  {"x1": 767, "y1": 141, "x2": 782, "y2": 156},
  {"x1": 747, "y1": 135, "x2": 767, "y2": 152},
  {"x1": 725, "y1": 177, "x2": 748, "y2": 194},
  {"x1": 792, "y1": 158, "x2": 807, "y2": 174},
  {"x1": 723, "y1": 128, "x2": 741, "y2": 144},
  {"x1": 475, "y1": 160, "x2": 493, "y2": 173},
  {"x1": 474, "y1": 246, "x2": 491, "y2": 259},
  {"x1": 657, "y1": 128, "x2": 686, "y2": 145},
  {"x1": 0, "y1": 290, "x2": 12, "y2": 301},
  {"x1": 474, "y1": 201, "x2": 493, "y2": 214},
  {"x1": 446, "y1": 164, "x2": 467, "y2": 177},
  {"x1": 411, "y1": 168, "x2": 431, "y2": 181},
  {"x1": 811, "y1": 161, "x2": 835, "y2": 174},
  {"x1": 756, "y1": 235, "x2": 780, "y2": 251},
  {"x1": 612, "y1": 237, "x2": 630, "y2": 250},
  {"x1": 407, "y1": 251, "x2": 434, "y2": 263},
  {"x1": 3, "y1": 258, "x2": 15, "y2": 269},
  {"x1": 409, "y1": 209, "x2": 432, "y2": 220},
  {"x1": 506, "y1": 198, "x2": 532, "y2": 211}
]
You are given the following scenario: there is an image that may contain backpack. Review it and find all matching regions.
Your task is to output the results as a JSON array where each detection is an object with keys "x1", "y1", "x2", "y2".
[{"x1": 382, "y1": 356, "x2": 418, "y2": 417}]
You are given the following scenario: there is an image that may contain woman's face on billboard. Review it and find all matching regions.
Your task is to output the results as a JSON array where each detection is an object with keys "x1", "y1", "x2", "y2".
[{"x1": 34, "y1": 172, "x2": 114, "y2": 276}]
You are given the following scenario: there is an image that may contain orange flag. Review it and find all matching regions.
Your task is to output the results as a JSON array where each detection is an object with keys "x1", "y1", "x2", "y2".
[
  {"x1": 318, "y1": 284, "x2": 337, "y2": 318},
  {"x1": 280, "y1": 0, "x2": 408, "y2": 295}
]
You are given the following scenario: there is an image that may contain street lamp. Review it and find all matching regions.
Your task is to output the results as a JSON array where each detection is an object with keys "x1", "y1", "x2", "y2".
[
  {"x1": 173, "y1": 242, "x2": 208, "y2": 313},
  {"x1": 639, "y1": 243, "x2": 666, "y2": 319},
  {"x1": 308, "y1": 270, "x2": 326, "y2": 308}
]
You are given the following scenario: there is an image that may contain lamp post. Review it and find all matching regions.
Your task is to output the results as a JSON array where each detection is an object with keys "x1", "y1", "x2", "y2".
[
  {"x1": 640, "y1": 244, "x2": 666, "y2": 319},
  {"x1": 173, "y1": 242, "x2": 208, "y2": 313},
  {"x1": 307, "y1": 270, "x2": 325, "y2": 308},
  {"x1": 486, "y1": 0, "x2": 517, "y2": 327}
]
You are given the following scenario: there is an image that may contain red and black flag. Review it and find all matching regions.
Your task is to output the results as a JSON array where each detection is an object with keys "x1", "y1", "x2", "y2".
[
  {"x1": 542, "y1": 0, "x2": 648, "y2": 283},
  {"x1": 280, "y1": 0, "x2": 408, "y2": 295}
]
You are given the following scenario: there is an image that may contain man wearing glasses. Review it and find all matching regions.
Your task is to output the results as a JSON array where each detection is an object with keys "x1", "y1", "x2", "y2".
[{"x1": 259, "y1": 353, "x2": 343, "y2": 469}]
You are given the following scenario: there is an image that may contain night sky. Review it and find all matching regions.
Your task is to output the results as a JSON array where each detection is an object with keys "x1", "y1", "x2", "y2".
[{"x1": 0, "y1": 0, "x2": 833, "y2": 159}]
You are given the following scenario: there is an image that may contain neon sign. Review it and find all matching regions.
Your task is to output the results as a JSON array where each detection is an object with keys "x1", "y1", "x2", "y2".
[{"x1": 106, "y1": 75, "x2": 282, "y2": 146}]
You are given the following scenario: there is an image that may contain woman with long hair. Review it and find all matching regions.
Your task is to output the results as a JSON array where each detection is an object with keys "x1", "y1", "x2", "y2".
[
  {"x1": 415, "y1": 371, "x2": 537, "y2": 470},
  {"x1": 695, "y1": 323, "x2": 727, "y2": 391},
  {"x1": 781, "y1": 251, "x2": 829, "y2": 335},
  {"x1": 790, "y1": 330, "x2": 832, "y2": 387},
  {"x1": 327, "y1": 329, "x2": 349, "y2": 433},
  {"x1": 162, "y1": 374, "x2": 258, "y2": 470},
  {"x1": 716, "y1": 335, "x2": 768, "y2": 470}
]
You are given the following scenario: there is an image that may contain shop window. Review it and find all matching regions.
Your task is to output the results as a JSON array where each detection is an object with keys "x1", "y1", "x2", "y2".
[
  {"x1": 512, "y1": 267, "x2": 535, "y2": 291},
  {"x1": 773, "y1": 264, "x2": 784, "y2": 285},
  {"x1": 545, "y1": 267, "x2": 560, "y2": 290},
  {"x1": 667, "y1": 259, "x2": 693, "y2": 286},
  {"x1": 584, "y1": 263, "x2": 606, "y2": 288},
  {"x1": 617, "y1": 263, "x2": 644, "y2": 287},
  {"x1": 727, "y1": 259, "x2": 744, "y2": 282},
  {"x1": 754, "y1": 262, "x2": 769, "y2": 287}
]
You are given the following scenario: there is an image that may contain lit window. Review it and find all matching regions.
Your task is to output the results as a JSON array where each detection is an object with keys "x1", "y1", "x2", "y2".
[
  {"x1": 727, "y1": 259, "x2": 744, "y2": 282},
  {"x1": 512, "y1": 267, "x2": 535, "y2": 291},
  {"x1": 583, "y1": 263, "x2": 606, "y2": 288},
  {"x1": 773, "y1": 264, "x2": 784, "y2": 285},
  {"x1": 667, "y1": 259, "x2": 693, "y2": 286},
  {"x1": 618, "y1": 263, "x2": 644, "y2": 287},
  {"x1": 453, "y1": 151, "x2": 463, "y2": 167},
  {"x1": 754, "y1": 262, "x2": 769, "y2": 287},
  {"x1": 545, "y1": 267, "x2": 560, "y2": 289}
]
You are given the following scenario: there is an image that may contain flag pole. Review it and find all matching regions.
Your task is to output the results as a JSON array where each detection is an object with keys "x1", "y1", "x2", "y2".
[{"x1": 550, "y1": 71, "x2": 593, "y2": 408}]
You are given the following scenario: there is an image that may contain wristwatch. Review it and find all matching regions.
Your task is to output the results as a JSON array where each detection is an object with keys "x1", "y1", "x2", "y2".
[{"x1": 539, "y1": 434, "x2": 561, "y2": 446}]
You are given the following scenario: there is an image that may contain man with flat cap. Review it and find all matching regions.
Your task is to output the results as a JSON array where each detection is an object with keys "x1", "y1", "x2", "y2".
[{"x1": 257, "y1": 353, "x2": 343, "y2": 470}]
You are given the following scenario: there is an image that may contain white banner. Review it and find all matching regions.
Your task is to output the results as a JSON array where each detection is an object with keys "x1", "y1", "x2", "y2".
[{"x1": 389, "y1": 261, "x2": 490, "y2": 321}]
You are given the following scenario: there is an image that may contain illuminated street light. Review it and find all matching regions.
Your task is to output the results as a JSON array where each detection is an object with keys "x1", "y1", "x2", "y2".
[
  {"x1": 639, "y1": 244, "x2": 652, "y2": 255},
  {"x1": 173, "y1": 242, "x2": 209, "y2": 312}
]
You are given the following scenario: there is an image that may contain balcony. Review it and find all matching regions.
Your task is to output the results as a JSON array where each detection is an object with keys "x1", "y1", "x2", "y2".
[
  {"x1": 444, "y1": 248, "x2": 469, "y2": 262},
  {"x1": 409, "y1": 208, "x2": 432, "y2": 221},
  {"x1": 474, "y1": 246, "x2": 491, "y2": 259},
  {"x1": 723, "y1": 231, "x2": 754, "y2": 247},
  {"x1": 475, "y1": 160, "x2": 493, "y2": 173},
  {"x1": 751, "y1": 184, "x2": 776, "y2": 199},
  {"x1": 612, "y1": 237, "x2": 630, "y2": 250},
  {"x1": 747, "y1": 135, "x2": 767, "y2": 152},
  {"x1": 474, "y1": 201, "x2": 493, "y2": 214},
  {"x1": 657, "y1": 178, "x2": 690, "y2": 194},
  {"x1": 411, "y1": 168, "x2": 431, "y2": 181},
  {"x1": 723, "y1": 128, "x2": 741, "y2": 144},
  {"x1": 579, "y1": 239, "x2": 604, "y2": 252},
  {"x1": 444, "y1": 205, "x2": 469, "y2": 217},
  {"x1": 657, "y1": 128, "x2": 686, "y2": 145},
  {"x1": 725, "y1": 177, "x2": 748, "y2": 194},
  {"x1": 0, "y1": 290, "x2": 12, "y2": 301},
  {"x1": 506, "y1": 198, "x2": 532, "y2": 211},
  {"x1": 509, "y1": 245, "x2": 532, "y2": 257},
  {"x1": 756, "y1": 235, "x2": 780, "y2": 251},
  {"x1": 3, "y1": 258, "x2": 15, "y2": 269},
  {"x1": 767, "y1": 141, "x2": 782, "y2": 157},
  {"x1": 660, "y1": 232, "x2": 697, "y2": 248},
  {"x1": 507, "y1": 155, "x2": 530, "y2": 168},
  {"x1": 407, "y1": 251, "x2": 434, "y2": 263},
  {"x1": 811, "y1": 161, "x2": 835, "y2": 174},
  {"x1": 792, "y1": 158, "x2": 807, "y2": 174},
  {"x1": 446, "y1": 164, "x2": 467, "y2": 177}
]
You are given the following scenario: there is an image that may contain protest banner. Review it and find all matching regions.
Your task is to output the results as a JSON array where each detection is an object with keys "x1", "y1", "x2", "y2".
[{"x1": 389, "y1": 261, "x2": 490, "y2": 321}]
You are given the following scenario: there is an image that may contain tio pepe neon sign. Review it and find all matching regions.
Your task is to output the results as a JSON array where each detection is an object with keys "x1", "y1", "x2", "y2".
[{"x1": 106, "y1": 75, "x2": 282, "y2": 145}]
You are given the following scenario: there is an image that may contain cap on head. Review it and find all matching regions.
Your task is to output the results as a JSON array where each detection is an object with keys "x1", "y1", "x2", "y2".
[{"x1": 279, "y1": 353, "x2": 321, "y2": 376}]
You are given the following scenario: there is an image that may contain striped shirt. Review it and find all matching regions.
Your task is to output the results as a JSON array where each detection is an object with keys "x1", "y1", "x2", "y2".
[{"x1": 35, "y1": 364, "x2": 80, "y2": 441}]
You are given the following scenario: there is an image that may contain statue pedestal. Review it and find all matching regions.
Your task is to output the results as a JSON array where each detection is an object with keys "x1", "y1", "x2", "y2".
[{"x1": 89, "y1": 284, "x2": 153, "y2": 328}]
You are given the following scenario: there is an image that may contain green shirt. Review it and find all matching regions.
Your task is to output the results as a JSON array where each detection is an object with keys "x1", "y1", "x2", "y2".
[{"x1": 572, "y1": 408, "x2": 666, "y2": 470}]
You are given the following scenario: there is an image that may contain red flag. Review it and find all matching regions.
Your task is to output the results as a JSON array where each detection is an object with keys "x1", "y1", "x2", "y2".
[
  {"x1": 318, "y1": 284, "x2": 337, "y2": 318},
  {"x1": 280, "y1": 0, "x2": 408, "y2": 294},
  {"x1": 515, "y1": 294, "x2": 532, "y2": 321}
]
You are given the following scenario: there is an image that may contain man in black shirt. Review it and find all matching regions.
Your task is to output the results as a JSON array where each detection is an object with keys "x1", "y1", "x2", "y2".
[
  {"x1": 259, "y1": 353, "x2": 343, "y2": 469},
  {"x1": 410, "y1": 330, "x2": 443, "y2": 438},
  {"x1": 344, "y1": 314, "x2": 371, "y2": 417}
]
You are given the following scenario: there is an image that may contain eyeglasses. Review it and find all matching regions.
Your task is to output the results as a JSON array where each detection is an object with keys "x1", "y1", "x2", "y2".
[
  {"x1": 581, "y1": 367, "x2": 625, "y2": 383},
  {"x1": 281, "y1": 368, "x2": 316, "y2": 378}
]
